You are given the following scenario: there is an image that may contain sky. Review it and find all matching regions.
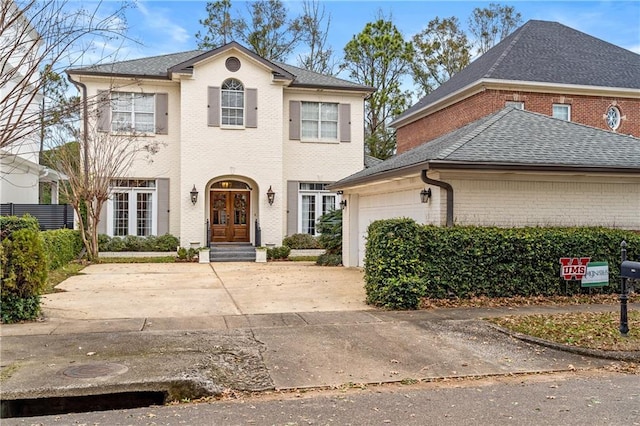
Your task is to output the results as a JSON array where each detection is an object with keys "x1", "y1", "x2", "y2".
[{"x1": 99, "y1": 0, "x2": 640, "y2": 63}]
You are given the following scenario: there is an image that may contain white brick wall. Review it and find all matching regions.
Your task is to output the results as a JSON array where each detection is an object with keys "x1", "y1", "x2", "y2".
[
  {"x1": 341, "y1": 171, "x2": 640, "y2": 267},
  {"x1": 76, "y1": 48, "x2": 367, "y2": 247}
]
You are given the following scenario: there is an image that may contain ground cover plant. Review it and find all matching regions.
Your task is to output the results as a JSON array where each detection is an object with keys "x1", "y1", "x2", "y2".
[{"x1": 490, "y1": 310, "x2": 640, "y2": 352}]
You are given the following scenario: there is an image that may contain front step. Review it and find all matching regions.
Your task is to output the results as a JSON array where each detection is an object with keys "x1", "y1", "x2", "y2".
[{"x1": 209, "y1": 244, "x2": 256, "y2": 262}]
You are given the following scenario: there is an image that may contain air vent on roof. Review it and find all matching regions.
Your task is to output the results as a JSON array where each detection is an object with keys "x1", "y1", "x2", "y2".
[{"x1": 226, "y1": 57, "x2": 241, "y2": 72}]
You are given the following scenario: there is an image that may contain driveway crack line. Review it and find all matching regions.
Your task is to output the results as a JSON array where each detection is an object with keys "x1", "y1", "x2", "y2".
[{"x1": 209, "y1": 264, "x2": 242, "y2": 315}]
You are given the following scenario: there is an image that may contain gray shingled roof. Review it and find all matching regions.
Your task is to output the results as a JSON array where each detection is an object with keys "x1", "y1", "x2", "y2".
[
  {"x1": 68, "y1": 43, "x2": 372, "y2": 91},
  {"x1": 394, "y1": 20, "x2": 640, "y2": 125},
  {"x1": 333, "y1": 107, "x2": 640, "y2": 188}
]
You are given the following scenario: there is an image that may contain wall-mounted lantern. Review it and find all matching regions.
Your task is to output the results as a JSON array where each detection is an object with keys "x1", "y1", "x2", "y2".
[
  {"x1": 420, "y1": 188, "x2": 432, "y2": 203},
  {"x1": 190, "y1": 185, "x2": 198, "y2": 205},
  {"x1": 267, "y1": 186, "x2": 275, "y2": 205},
  {"x1": 340, "y1": 199, "x2": 347, "y2": 209}
]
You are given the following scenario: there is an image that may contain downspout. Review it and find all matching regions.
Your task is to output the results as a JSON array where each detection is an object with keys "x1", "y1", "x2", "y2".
[
  {"x1": 421, "y1": 168, "x2": 454, "y2": 227},
  {"x1": 66, "y1": 73, "x2": 89, "y2": 188}
]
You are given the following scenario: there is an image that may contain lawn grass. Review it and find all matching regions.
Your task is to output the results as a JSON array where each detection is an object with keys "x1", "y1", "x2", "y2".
[{"x1": 490, "y1": 310, "x2": 640, "y2": 352}]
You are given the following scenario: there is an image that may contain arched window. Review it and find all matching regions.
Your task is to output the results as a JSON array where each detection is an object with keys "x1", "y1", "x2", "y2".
[
  {"x1": 221, "y1": 78, "x2": 244, "y2": 126},
  {"x1": 606, "y1": 106, "x2": 621, "y2": 131}
]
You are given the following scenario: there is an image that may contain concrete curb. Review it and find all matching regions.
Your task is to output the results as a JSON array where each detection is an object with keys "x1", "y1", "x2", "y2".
[{"x1": 487, "y1": 322, "x2": 640, "y2": 362}]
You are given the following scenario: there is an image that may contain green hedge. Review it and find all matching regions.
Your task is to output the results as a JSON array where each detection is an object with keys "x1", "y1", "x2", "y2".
[
  {"x1": 365, "y1": 219, "x2": 640, "y2": 309},
  {"x1": 1, "y1": 216, "x2": 84, "y2": 323},
  {"x1": 282, "y1": 233, "x2": 320, "y2": 249},
  {"x1": 98, "y1": 234, "x2": 179, "y2": 252},
  {"x1": 41, "y1": 229, "x2": 83, "y2": 270}
]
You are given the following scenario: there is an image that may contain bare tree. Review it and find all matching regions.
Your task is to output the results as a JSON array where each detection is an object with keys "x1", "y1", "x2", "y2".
[
  {"x1": 1, "y1": 0, "x2": 128, "y2": 154},
  {"x1": 411, "y1": 17, "x2": 471, "y2": 96},
  {"x1": 51, "y1": 94, "x2": 161, "y2": 261},
  {"x1": 297, "y1": 0, "x2": 336, "y2": 75},
  {"x1": 468, "y1": 3, "x2": 522, "y2": 54}
]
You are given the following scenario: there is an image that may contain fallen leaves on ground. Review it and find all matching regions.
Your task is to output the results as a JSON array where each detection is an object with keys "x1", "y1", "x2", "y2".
[{"x1": 421, "y1": 293, "x2": 638, "y2": 309}]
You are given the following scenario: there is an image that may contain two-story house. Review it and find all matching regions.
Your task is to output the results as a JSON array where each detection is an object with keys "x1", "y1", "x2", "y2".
[
  {"x1": 67, "y1": 42, "x2": 373, "y2": 251},
  {"x1": 331, "y1": 20, "x2": 640, "y2": 267}
]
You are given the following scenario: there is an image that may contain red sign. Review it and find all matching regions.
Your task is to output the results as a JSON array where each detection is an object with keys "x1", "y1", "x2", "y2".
[{"x1": 559, "y1": 257, "x2": 591, "y2": 280}]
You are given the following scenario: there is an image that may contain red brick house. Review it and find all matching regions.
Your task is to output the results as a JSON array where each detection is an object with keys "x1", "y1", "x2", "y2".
[{"x1": 391, "y1": 20, "x2": 640, "y2": 153}]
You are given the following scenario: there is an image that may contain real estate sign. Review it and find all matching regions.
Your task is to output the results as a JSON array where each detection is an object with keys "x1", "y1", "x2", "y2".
[{"x1": 581, "y1": 261, "x2": 609, "y2": 287}]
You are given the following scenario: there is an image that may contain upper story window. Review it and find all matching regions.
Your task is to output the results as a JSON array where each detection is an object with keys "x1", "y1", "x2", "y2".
[
  {"x1": 301, "y1": 102, "x2": 338, "y2": 140},
  {"x1": 552, "y1": 104, "x2": 571, "y2": 121},
  {"x1": 111, "y1": 92, "x2": 155, "y2": 133},
  {"x1": 505, "y1": 101, "x2": 524, "y2": 110},
  {"x1": 221, "y1": 78, "x2": 244, "y2": 126},
  {"x1": 606, "y1": 106, "x2": 621, "y2": 131}
]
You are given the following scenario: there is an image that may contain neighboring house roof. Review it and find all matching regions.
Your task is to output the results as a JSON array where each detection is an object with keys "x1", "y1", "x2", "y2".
[
  {"x1": 67, "y1": 41, "x2": 373, "y2": 92},
  {"x1": 332, "y1": 107, "x2": 640, "y2": 189},
  {"x1": 392, "y1": 20, "x2": 640, "y2": 127},
  {"x1": 364, "y1": 155, "x2": 383, "y2": 168}
]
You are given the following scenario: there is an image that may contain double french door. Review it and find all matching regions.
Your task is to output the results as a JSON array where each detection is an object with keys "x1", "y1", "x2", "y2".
[{"x1": 210, "y1": 191, "x2": 250, "y2": 242}]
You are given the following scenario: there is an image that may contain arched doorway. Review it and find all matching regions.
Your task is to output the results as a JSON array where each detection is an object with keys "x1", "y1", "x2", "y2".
[{"x1": 210, "y1": 180, "x2": 251, "y2": 243}]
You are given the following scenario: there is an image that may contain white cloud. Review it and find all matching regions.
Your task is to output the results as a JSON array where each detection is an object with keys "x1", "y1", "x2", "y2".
[{"x1": 134, "y1": 0, "x2": 191, "y2": 48}]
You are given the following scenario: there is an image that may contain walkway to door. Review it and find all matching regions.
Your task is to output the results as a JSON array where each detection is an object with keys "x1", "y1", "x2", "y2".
[{"x1": 40, "y1": 262, "x2": 367, "y2": 320}]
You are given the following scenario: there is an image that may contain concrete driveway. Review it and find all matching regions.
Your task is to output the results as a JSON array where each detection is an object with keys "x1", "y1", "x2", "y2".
[{"x1": 41, "y1": 262, "x2": 368, "y2": 320}]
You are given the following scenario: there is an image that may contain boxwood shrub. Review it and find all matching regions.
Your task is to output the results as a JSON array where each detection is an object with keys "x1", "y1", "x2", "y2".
[
  {"x1": 98, "y1": 234, "x2": 179, "y2": 252},
  {"x1": 365, "y1": 219, "x2": 640, "y2": 309}
]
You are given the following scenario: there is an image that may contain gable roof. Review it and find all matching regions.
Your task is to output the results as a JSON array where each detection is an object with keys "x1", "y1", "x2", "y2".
[
  {"x1": 333, "y1": 107, "x2": 640, "y2": 189},
  {"x1": 67, "y1": 42, "x2": 373, "y2": 92},
  {"x1": 392, "y1": 20, "x2": 640, "y2": 127}
]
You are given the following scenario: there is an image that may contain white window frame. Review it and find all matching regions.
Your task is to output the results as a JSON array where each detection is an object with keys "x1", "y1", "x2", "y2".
[
  {"x1": 606, "y1": 106, "x2": 621, "y2": 131},
  {"x1": 106, "y1": 179, "x2": 158, "y2": 237},
  {"x1": 221, "y1": 78, "x2": 244, "y2": 127},
  {"x1": 301, "y1": 102, "x2": 339, "y2": 141},
  {"x1": 505, "y1": 101, "x2": 524, "y2": 110},
  {"x1": 111, "y1": 92, "x2": 155, "y2": 133},
  {"x1": 552, "y1": 104, "x2": 571, "y2": 121},
  {"x1": 297, "y1": 182, "x2": 339, "y2": 236}
]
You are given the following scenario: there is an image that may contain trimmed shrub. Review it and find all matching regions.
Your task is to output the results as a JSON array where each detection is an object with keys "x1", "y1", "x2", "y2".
[
  {"x1": 1, "y1": 227, "x2": 48, "y2": 322},
  {"x1": 267, "y1": 246, "x2": 291, "y2": 260},
  {"x1": 316, "y1": 253, "x2": 342, "y2": 266},
  {"x1": 0, "y1": 214, "x2": 39, "y2": 240},
  {"x1": 282, "y1": 233, "x2": 321, "y2": 249},
  {"x1": 98, "y1": 234, "x2": 179, "y2": 252},
  {"x1": 41, "y1": 229, "x2": 83, "y2": 270},
  {"x1": 365, "y1": 219, "x2": 640, "y2": 309}
]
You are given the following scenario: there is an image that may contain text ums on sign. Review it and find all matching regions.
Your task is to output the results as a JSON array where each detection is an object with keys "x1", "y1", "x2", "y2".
[{"x1": 559, "y1": 257, "x2": 591, "y2": 281}]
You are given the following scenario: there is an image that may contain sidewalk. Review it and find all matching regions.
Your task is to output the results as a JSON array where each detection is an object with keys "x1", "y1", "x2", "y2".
[{"x1": 0, "y1": 261, "x2": 637, "y2": 410}]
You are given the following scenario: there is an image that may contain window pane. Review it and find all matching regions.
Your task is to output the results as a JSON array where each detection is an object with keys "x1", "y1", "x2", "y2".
[
  {"x1": 113, "y1": 192, "x2": 129, "y2": 236},
  {"x1": 301, "y1": 120, "x2": 318, "y2": 138},
  {"x1": 112, "y1": 112, "x2": 131, "y2": 131},
  {"x1": 134, "y1": 113, "x2": 154, "y2": 132},
  {"x1": 322, "y1": 195, "x2": 336, "y2": 215},
  {"x1": 134, "y1": 94, "x2": 154, "y2": 112},
  {"x1": 301, "y1": 102, "x2": 319, "y2": 119},
  {"x1": 552, "y1": 105, "x2": 569, "y2": 121},
  {"x1": 505, "y1": 101, "x2": 524, "y2": 110},
  {"x1": 136, "y1": 192, "x2": 153, "y2": 236},
  {"x1": 301, "y1": 195, "x2": 316, "y2": 235},
  {"x1": 320, "y1": 121, "x2": 337, "y2": 139},
  {"x1": 112, "y1": 93, "x2": 131, "y2": 112},
  {"x1": 321, "y1": 103, "x2": 338, "y2": 121}
]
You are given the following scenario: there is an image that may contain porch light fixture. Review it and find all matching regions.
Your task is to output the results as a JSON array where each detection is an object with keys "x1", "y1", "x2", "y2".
[
  {"x1": 190, "y1": 185, "x2": 198, "y2": 205},
  {"x1": 340, "y1": 199, "x2": 347, "y2": 209},
  {"x1": 266, "y1": 186, "x2": 275, "y2": 205},
  {"x1": 420, "y1": 188, "x2": 432, "y2": 203}
]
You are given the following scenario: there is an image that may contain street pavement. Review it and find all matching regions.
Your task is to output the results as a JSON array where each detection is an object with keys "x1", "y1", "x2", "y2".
[{"x1": 0, "y1": 262, "x2": 637, "y2": 421}]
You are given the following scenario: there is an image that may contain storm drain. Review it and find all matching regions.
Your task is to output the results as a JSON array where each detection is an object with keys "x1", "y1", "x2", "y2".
[
  {"x1": 1, "y1": 391, "x2": 166, "y2": 419},
  {"x1": 1, "y1": 363, "x2": 164, "y2": 419}
]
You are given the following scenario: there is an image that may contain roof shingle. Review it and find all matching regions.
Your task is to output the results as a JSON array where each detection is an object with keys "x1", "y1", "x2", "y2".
[
  {"x1": 394, "y1": 20, "x2": 640, "y2": 124},
  {"x1": 333, "y1": 107, "x2": 640, "y2": 188}
]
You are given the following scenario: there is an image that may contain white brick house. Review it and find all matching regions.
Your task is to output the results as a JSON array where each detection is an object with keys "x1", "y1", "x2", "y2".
[{"x1": 67, "y1": 42, "x2": 373, "y2": 248}]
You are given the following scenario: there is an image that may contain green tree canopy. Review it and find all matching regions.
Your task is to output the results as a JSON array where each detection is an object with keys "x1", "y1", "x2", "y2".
[
  {"x1": 341, "y1": 17, "x2": 414, "y2": 160},
  {"x1": 411, "y1": 17, "x2": 471, "y2": 96}
]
